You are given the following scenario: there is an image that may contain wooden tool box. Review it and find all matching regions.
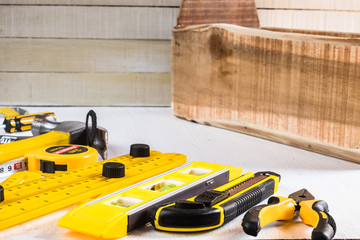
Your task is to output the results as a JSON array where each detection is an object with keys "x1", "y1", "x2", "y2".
[{"x1": 172, "y1": 0, "x2": 360, "y2": 163}]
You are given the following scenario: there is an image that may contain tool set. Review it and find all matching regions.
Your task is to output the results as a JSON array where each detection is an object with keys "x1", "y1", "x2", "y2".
[
  {"x1": 0, "y1": 145, "x2": 186, "y2": 230},
  {"x1": 242, "y1": 188, "x2": 336, "y2": 240},
  {"x1": 59, "y1": 161, "x2": 243, "y2": 238},
  {"x1": 0, "y1": 106, "x2": 336, "y2": 240},
  {"x1": 150, "y1": 171, "x2": 280, "y2": 232}
]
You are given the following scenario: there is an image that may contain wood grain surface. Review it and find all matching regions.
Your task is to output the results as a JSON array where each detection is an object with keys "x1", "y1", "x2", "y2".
[
  {"x1": 177, "y1": 0, "x2": 259, "y2": 28},
  {"x1": 172, "y1": 24, "x2": 360, "y2": 163},
  {"x1": 255, "y1": 0, "x2": 360, "y2": 11},
  {"x1": 258, "y1": 9, "x2": 360, "y2": 33},
  {"x1": 0, "y1": 1, "x2": 177, "y2": 106},
  {"x1": 0, "y1": 38, "x2": 171, "y2": 73},
  {"x1": 0, "y1": 5, "x2": 178, "y2": 39},
  {"x1": 0, "y1": 0, "x2": 181, "y2": 6}
]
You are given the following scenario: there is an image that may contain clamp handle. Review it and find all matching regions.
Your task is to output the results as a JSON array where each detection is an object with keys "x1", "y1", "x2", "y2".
[
  {"x1": 299, "y1": 200, "x2": 336, "y2": 240},
  {"x1": 242, "y1": 196, "x2": 296, "y2": 236}
]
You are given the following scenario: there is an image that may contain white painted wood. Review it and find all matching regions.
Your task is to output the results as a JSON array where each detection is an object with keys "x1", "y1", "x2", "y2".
[
  {"x1": 0, "y1": 73, "x2": 171, "y2": 106},
  {"x1": 0, "y1": 106, "x2": 359, "y2": 239},
  {"x1": 258, "y1": 9, "x2": 360, "y2": 33},
  {"x1": 255, "y1": 0, "x2": 360, "y2": 11},
  {"x1": 0, "y1": 6, "x2": 179, "y2": 39},
  {"x1": 0, "y1": 0, "x2": 181, "y2": 6},
  {"x1": 0, "y1": 38, "x2": 171, "y2": 73}
]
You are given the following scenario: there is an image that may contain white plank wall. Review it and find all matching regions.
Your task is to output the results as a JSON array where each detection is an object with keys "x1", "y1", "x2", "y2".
[
  {"x1": 0, "y1": 1, "x2": 179, "y2": 106},
  {"x1": 0, "y1": 6, "x2": 179, "y2": 39},
  {"x1": 1, "y1": 0, "x2": 358, "y2": 106},
  {"x1": 0, "y1": 0, "x2": 182, "y2": 6},
  {"x1": 0, "y1": 73, "x2": 171, "y2": 105},
  {"x1": 255, "y1": 0, "x2": 360, "y2": 33},
  {"x1": 0, "y1": 39, "x2": 171, "y2": 73}
]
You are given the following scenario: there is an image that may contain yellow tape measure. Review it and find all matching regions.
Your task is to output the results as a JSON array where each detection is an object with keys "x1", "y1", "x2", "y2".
[
  {"x1": 0, "y1": 149, "x2": 186, "y2": 230},
  {"x1": 1, "y1": 145, "x2": 98, "y2": 187},
  {"x1": 59, "y1": 161, "x2": 243, "y2": 238}
]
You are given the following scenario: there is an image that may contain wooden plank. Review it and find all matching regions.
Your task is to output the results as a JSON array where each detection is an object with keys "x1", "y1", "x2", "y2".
[
  {"x1": 257, "y1": 9, "x2": 360, "y2": 33},
  {"x1": 177, "y1": 0, "x2": 259, "y2": 27},
  {"x1": 0, "y1": 6, "x2": 179, "y2": 39},
  {"x1": 0, "y1": 0, "x2": 181, "y2": 6},
  {"x1": 255, "y1": 0, "x2": 360, "y2": 11},
  {"x1": 0, "y1": 38, "x2": 171, "y2": 73},
  {"x1": 0, "y1": 73, "x2": 171, "y2": 106},
  {"x1": 172, "y1": 24, "x2": 360, "y2": 163}
]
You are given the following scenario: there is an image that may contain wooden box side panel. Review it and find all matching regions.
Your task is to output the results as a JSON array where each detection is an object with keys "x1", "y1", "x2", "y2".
[
  {"x1": 177, "y1": 0, "x2": 259, "y2": 28},
  {"x1": 172, "y1": 25, "x2": 360, "y2": 163}
]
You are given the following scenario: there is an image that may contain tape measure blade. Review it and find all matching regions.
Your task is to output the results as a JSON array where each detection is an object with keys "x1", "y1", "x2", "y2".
[{"x1": 0, "y1": 152, "x2": 186, "y2": 230}]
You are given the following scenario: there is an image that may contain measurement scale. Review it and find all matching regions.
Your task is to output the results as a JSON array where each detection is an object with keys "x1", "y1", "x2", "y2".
[
  {"x1": 0, "y1": 150, "x2": 186, "y2": 230},
  {"x1": 0, "y1": 145, "x2": 99, "y2": 186},
  {"x1": 59, "y1": 162, "x2": 243, "y2": 238}
]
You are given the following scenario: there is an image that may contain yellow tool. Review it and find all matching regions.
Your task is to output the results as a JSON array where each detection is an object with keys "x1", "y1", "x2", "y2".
[
  {"x1": 0, "y1": 146, "x2": 186, "y2": 230},
  {"x1": 242, "y1": 189, "x2": 336, "y2": 240},
  {"x1": 150, "y1": 171, "x2": 280, "y2": 232},
  {"x1": 0, "y1": 110, "x2": 108, "y2": 166},
  {"x1": 1, "y1": 112, "x2": 56, "y2": 133},
  {"x1": 58, "y1": 161, "x2": 243, "y2": 238},
  {"x1": 0, "y1": 107, "x2": 28, "y2": 118},
  {"x1": 0, "y1": 144, "x2": 98, "y2": 187}
]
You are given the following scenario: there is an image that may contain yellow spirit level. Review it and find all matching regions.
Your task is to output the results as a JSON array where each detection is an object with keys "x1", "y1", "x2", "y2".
[
  {"x1": 0, "y1": 149, "x2": 186, "y2": 230},
  {"x1": 58, "y1": 162, "x2": 243, "y2": 238}
]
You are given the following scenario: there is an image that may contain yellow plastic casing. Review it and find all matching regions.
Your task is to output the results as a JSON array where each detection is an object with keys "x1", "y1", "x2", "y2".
[
  {"x1": 0, "y1": 131, "x2": 71, "y2": 164},
  {"x1": 153, "y1": 172, "x2": 280, "y2": 232},
  {"x1": 258, "y1": 196, "x2": 296, "y2": 227},
  {"x1": 0, "y1": 107, "x2": 19, "y2": 118},
  {"x1": 299, "y1": 199, "x2": 322, "y2": 228},
  {"x1": 58, "y1": 162, "x2": 243, "y2": 238},
  {"x1": 0, "y1": 151, "x2": 186, "y2": 230},
  {"x1": 25, "y1": 145, "x2": 98, "y2": 172}
]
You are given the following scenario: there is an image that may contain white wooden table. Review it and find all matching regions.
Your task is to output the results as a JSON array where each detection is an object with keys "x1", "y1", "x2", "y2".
[{"x1": 1, "y1": 107, "x2": 359, "y2": 240}]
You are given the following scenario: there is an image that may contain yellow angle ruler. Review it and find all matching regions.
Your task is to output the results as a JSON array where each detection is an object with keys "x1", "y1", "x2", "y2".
[
  {"x1": 58, "y1": 161, "x2": 243, "y2": 238},
  {"x1": 0, "y1": 149, "x2": 186, "y2": 230}
]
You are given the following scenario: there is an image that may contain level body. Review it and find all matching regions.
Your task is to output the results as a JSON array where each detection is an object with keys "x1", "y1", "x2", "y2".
[
  {"x1": 0, "y1": 150, "x2": 186, "y2": 230},
  {"x1": 59, "y1": 161, "x2": 243, "y2": 238}
]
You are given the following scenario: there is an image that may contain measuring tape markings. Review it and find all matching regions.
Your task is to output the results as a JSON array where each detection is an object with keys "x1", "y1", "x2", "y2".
[
  {"x1": 0, "y1": 158, "x2": 28, "y2": 178},
  {"x1": 0, "y1": 151, "x2": 186, "y2": 229}
]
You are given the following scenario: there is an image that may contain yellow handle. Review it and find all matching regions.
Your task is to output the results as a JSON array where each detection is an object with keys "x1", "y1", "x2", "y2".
[
  {"x1": 242, "y1": 196, "x2": 296, "y2": 236},
  {"x1": 299, "y1": 200, "x2": 336, "y2": 240}
]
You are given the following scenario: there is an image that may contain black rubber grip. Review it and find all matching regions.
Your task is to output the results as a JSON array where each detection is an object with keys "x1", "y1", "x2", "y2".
[
  {"x1": 223, "y1": 178, "x2": 276, "y2": 225},
  {"x1": 311, "y1": 201, "x2": 336, "y2": 240}
]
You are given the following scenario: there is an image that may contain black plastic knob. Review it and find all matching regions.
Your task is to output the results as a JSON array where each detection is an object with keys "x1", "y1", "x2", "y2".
[
  {"x1": 102, "y1": 162, "x2": 125, "y2": 178},
  {"x1": 130, "y1": 144, "x2": 150, "y2": 157},
  {"x1": 0, "y1": 185, "x2": 4, "y2": 202}
]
